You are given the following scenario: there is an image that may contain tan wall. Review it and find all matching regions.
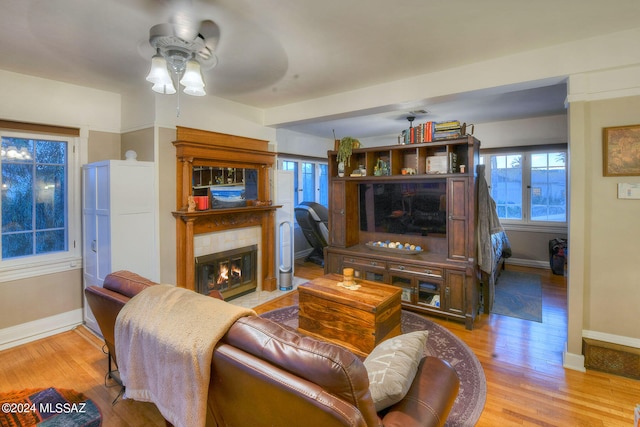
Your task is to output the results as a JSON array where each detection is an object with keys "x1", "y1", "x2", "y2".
[
  {"x1": 121, "y1": 128, "x2": 155, "y2": 162},
  {"x1": 506, "y1": 230, "x2": 567, "y2": 264},
  {"x1": 580, "y1": 96, "x2": 640, "y2": 339},
  {"x1": 0, "y1": 270, "x2": 82, "y2": 329},
  {"x1": 87, "y1": 130, "x2": 121, "y2": 163}
]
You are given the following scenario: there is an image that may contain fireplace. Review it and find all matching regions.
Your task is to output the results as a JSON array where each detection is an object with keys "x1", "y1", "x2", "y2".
[
  {"x1": 195, "y1": 245, "x2": 258, "y2": 300},
  {"x1": 173, "y1": 127, "x2": 279, "y2": 293}
]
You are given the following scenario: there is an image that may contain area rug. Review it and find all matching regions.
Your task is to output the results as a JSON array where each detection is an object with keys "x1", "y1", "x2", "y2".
[
  {"x1": 0, "y1": 387, "x2": 101, "y2": 426},
  {"x1": 492, "y1": 270, "x2": 543, "y2": 322},
  {"x1": 261, "y1": 306, "x2": 486, "y2": 427}
]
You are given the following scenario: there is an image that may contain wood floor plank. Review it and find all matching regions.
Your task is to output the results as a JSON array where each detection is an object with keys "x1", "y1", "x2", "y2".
[{"x1": 0, "y1": 262, "x2": 637, "y2": 426}]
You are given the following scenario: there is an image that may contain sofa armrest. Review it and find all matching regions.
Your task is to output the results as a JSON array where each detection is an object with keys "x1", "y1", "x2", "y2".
[
  {"x1": 103, "y1": 270, "x2": 157, "y2": 298},
  {"x1": 381, "y1": 356, "x2": 459, "y2": 427},
  {"x1": 84, "y1": 285, "x2": 132, "y2": 364}
]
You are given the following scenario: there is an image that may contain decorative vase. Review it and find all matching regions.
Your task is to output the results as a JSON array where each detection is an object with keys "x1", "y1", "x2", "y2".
[{"x1": 338, "y1": 161, "x2": 345, "y2": 177}]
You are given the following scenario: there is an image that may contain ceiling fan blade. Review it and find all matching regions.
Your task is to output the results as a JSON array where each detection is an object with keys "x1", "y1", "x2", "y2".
[
  {"x1": 170, "y1": 15, "x2": 198, "y2": 41},
  {"x1": 198, "y1": 54, "x2": 218, "y2": 71},
  {"x1": 195, "y1": 20, "x2": 220, "y2": 69},
  {"x1": 198, "y1": 20, "x2": 220, "y2": 52}
]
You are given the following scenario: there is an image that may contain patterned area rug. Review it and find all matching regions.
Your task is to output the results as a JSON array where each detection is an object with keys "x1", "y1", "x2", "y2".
[
  {"x1": 493, "y1": 270, "x2": 543, "y2": 322},
  {"x1": 261, "y1": 306, "x2": 486, "y2": 427},
  {"x1": 0, "y1": 387, "x2": 101, "y2": 426}
]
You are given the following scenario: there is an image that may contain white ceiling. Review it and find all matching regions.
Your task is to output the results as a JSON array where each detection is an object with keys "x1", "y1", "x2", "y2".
[{"x1": 2, "y1": 0, "x2": 639, "y2": 137}]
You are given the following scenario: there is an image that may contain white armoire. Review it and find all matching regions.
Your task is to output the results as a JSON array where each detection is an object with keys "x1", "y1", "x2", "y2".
[{"x1": 82, "y1": 160, "x2": 157, "y2": 333}]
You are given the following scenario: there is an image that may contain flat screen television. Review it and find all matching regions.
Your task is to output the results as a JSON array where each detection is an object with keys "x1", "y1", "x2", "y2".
[{"x1": 359, "y1": 180, "x2": 447, "y2": 235}]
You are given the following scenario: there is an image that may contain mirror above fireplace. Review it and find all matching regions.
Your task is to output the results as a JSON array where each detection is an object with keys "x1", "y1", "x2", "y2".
[{"x1": 192, "y1": 166, "x2": 259, "y2": 209}]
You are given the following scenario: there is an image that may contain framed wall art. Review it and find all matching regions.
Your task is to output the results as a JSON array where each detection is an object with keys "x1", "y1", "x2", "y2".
[{"x1": 603, "y1": 124, "x2": 640, "y2": 176}]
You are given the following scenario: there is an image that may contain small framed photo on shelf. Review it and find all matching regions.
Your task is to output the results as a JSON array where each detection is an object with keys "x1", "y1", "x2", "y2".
[{"x1": 603, "y1": 124, "x2": 640, "y2": 176}]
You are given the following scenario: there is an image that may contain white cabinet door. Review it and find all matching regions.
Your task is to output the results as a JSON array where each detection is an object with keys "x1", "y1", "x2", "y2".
[
  {"x1": 95, "y1": 163, "x2": 111, "y2": 283},
  {"x1": 82, "y1": 160, "x2": 157, "y2": 334},
  {"x1": 109, "y1": 162, "x2": 156, "y2": 279},
  {"x1": 82, "y1": 165, "x2": 100, "y2": 332}
]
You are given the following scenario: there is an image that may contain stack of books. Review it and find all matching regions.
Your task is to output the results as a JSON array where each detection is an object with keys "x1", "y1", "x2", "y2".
[
  {"x1": 400, "y1": 121, "x2": 434, "y2": 144},
  {"x1": 433, "y1": 120, "x2": 462, "y2": 140},
  {"x1": 400, "y1": 120, "x2": 463, "y2": 144}
]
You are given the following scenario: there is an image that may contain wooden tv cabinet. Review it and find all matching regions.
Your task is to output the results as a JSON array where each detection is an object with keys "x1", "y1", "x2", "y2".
[{"x1": 324, "y1": 136, "x2": 480, "y2": 329}]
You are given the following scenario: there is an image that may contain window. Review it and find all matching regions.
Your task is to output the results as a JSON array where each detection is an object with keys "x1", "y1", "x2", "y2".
[
  {"x1": 480, "y1": 146, "x2": 567, "y2": 227},
  {"x1": 0, "y1": 129, "x2": 80, "y2": 278},
  {"x1": 279, "y1": 157, "x2": 328, "y2": 207}
]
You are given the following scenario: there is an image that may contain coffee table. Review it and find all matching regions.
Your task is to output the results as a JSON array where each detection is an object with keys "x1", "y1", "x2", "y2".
[{"x1": 298, "y1": 273, "x2": 402, "y2": 357}]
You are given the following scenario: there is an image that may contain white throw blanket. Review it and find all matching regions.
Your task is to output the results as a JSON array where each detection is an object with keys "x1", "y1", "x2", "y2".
[{"x1": 115, "y1": 284, "x2": 256, "y2": 427}]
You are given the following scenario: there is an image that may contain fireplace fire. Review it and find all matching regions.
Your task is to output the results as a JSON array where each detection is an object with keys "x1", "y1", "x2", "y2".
[{"x1": 195, "y1": 245, "x2": 257, "y2": 300}]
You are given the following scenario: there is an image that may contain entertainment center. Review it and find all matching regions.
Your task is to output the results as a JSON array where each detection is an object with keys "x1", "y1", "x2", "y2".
[{"x1": 324, "y1": 135, "x2": 480, "y2": 329}]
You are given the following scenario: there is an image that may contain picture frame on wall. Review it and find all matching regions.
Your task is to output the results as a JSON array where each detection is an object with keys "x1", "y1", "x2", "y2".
[{"x1": 603, "y1": 124, "x2": 640, "y2": 176}]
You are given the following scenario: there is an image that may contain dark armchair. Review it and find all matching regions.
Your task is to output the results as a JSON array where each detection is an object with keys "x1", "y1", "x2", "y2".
[{"x1": 294, "y1": 201, "x2": 329, "y2": 266}]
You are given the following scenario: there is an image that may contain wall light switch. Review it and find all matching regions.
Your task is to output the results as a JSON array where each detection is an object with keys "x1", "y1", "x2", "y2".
[{"x1": 618, "y1": 183, "x2": 640, "y2": 199}]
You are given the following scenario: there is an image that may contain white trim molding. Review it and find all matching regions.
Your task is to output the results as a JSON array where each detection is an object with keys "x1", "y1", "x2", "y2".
[
  {"x1": 0, "y1": 258, "x2": 82, "y2": 283},
  {"x1": 563, "y1": 343, "x2": 586, "y2": 372},
  {"x1": 0, "y1": 309, "x2": 83, "y2": 351},
  {"x1": 505, "y1": 257, "x2": 551, "y2": 270},
  {"x1": 583, "y1": 329, "x2": 640, "y2": 349},
  {"x1": 503, "y1": 224, "x2": 568, "y2": 234}
]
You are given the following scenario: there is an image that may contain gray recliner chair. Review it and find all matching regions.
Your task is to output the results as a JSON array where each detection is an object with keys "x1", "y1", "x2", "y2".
[{"x1": 294, "y1": 201, "x2": 329, "y2": 266}]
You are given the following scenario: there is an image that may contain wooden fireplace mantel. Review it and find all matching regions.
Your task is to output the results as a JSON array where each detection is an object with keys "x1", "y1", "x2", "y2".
[{"x1": 173, "y1": 127, "x2": 279, "y2": 292}]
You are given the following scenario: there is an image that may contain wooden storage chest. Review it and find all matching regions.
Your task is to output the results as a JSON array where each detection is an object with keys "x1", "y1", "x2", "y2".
[{"x1": 298, "y1": 274, "x2": 402, "y2": 357}]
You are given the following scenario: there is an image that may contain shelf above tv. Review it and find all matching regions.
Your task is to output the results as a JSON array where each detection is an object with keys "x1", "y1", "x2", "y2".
[{"x1": 328, "y1": 135, "x2": 480, "y2": 179}]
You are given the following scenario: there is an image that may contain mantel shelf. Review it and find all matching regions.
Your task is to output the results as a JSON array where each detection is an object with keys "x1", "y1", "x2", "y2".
[{"x1": 172, "y1": 205, "x2": 281, "y2": 221}]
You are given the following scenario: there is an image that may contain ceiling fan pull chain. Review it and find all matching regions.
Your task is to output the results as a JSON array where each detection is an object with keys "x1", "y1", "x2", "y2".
[{"x1": 176, "y1": 75, "x2": 181, "y2": 117}]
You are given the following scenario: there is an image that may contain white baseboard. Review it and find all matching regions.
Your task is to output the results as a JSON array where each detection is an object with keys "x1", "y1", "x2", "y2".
[
  {"x1": 583, "y1": 329, "x2": 640, "y2": 349},
  {"x1": 563, "y1": 343, "x2": 586, "y2": 372},
  {"x1": 0, "y1": 309, "x2": 83, "y2": 351},
  {"x1": 506, "y1": 258, "x2": 551, "y2": 269}
]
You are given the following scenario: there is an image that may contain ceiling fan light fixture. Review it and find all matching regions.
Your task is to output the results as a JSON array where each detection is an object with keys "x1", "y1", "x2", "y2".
[
  {"x1": 152, "y1": 81, "x2": 177, "y2": 95},
  {"x1": 146, "y1": 21, "x2": 220, "y2": 101},
  {"x1": 146, "y1": 53, "x2": 172, "y2": 85},
  {"x1": 179, "y1": 60, "x2": 205, "y2": 89},
  {"x1": 183, "y1": 85, "x2": 206, "y2": 96}
]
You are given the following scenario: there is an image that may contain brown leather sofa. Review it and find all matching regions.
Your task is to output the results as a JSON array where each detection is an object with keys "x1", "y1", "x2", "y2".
[{"x1": 85, "y1": 270, "x2": 460, "y2": 427}]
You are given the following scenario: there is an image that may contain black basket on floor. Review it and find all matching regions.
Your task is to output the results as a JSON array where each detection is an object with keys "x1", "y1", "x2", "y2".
[{"x1": 549, "y1": 238, "x2": 567, "y2": 275}]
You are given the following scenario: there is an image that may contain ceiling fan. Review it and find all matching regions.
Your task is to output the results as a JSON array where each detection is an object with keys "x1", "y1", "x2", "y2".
[
  {"x1": 148, "y1": 19, "x2": 220, "y2": 73},
  {"x1": 144, "y1": 17, "x2": 221, "y2": 97},
  {"x1": 139, "y1": 1, "x2": 288, "y2": 100}
]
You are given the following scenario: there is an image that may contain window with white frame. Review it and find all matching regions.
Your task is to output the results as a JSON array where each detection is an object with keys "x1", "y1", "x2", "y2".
[
  {"x1": 279, "y1": 157, "x2": 328, "y2": 208},
  {"x1": 0, "y1": 129, "x2": 80, "y2": 277},
  {"x1": 479, "y1": 145, "x2": 567, "y2": 226}
]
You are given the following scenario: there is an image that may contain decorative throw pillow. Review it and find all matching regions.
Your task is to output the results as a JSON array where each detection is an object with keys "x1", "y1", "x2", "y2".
[{"x1": 363, "y1": 330, "x2": 429, "y2": 411}]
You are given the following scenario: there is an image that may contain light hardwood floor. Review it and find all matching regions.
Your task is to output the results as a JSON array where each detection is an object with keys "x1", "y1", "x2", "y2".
[{"x1": 0, "y1": 263, "x2": 637, "y2": 426}]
